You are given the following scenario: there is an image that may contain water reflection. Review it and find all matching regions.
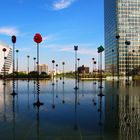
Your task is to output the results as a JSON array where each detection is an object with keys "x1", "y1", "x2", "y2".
[
  {"x1": 3, "y1": 84, "x2": 6, "y2": 122},
  {"x1": 62, "y1": 80, "x2": 65, "y2": 104},
  {"x1": 0, "y1": 79, "x2": 140, "y2": 139}
]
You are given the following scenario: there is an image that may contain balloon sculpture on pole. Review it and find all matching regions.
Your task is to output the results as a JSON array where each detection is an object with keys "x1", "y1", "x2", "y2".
[
  {"x1": 11, "y1": 35, "x2": 17, "y2": 96},
  {"x1": 33, "y1": 33, "x2": 44, "y2": 107}
]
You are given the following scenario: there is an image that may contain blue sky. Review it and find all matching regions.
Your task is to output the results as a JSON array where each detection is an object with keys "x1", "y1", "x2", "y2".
[{"x1": 0, "y1": 0, "x2": 104, "y2": 72}]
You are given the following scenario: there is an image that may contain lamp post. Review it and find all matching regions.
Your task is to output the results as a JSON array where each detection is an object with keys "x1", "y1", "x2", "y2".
[
  {"x1": 3, "y1": 48, "x2": 7, "y2": 85},
  {"x1": 62, "y1": 62, "x2": 65, "y2": 84},
  {"x1": 77, "y1": 58, "x2": 80, "y2": 83},
  {"x1": 56, "y1": 64, "x2": 58, "y2": 82},
  {"x1": 125, "y1": 40, "x2": 131, "y2": 84},
  {"x1": 33, "y1": 33, "x2": 44, "y2": 107},
  {"x1": 52, "y1": 60, "x2": 55, "y2": 85},
  {"x1": 11, "y1": 35, "x2": 17, "y2": 96},
  {"x1": 33, "y1": 57, "x2": 36, "y2": 72},
  {"x1": 112, "y1": 49, "x2": 114, "y2": 80},
  {"x1": 16, "y1": 50, "x2": 19, "y2": 73},
  {"x1": 27, "y1": 55, "x2": 30, "y2": 81},
  {"x1": 97, "y1": 45, "x2": 104, "y2": 97},
  {"x1": 74, "y1": 46, "x2": 78, "y2": 90},
  {"x1": 16, "y1": 50, "x2": 19, "y2": 96},
  {"x1": 116, "y1": 35, "x2": 120, "y2": 82},
  {"x1": 94, "y1": 61, "x2": 97, "y2": 84},
  {"x1": 92, "y1": 58, "x2": 95, "y2": 82}
]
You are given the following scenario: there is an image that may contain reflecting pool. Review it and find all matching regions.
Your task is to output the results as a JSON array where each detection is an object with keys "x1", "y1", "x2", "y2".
[{"x1": 0, "y1": 79, "x2": 140, "y2": 140}]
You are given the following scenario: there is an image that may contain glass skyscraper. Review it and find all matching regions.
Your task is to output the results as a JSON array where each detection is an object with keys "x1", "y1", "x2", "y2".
[{"x1": 105, "y1": 0, "x2": 140, "y2": 75}]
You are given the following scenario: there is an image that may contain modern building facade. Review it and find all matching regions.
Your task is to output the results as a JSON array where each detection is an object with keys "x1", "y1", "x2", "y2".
[
  {"x1": 105, "y1": 0, "x2": 140, "y2": 75},
  {"x1": 0, "y1": 41, "x2": 12, "y2": 75}
]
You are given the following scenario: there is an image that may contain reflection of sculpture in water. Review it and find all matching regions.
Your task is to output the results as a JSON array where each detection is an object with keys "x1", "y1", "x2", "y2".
[
  {"x1": 16, "y1": 79, "x2": 19, "y2": 112},
  {"x1": 82, "y1": 80, "x2": 84, "y2": 97},
  {"x1": 27, "y1": 81, "x2": 30, "y2": 109},
  {"x1": 92, "y1": 82, "x2": 97, "y2": 106},
  {"x1": 97, "y1": 88, "x2": 104, "y2": 138},
  {"x1": 36, "y1": 106, "x2": 40, "y2": 140},
  {"x1": 55, "y1": 77, "x2": 58, "y2": 98},
  {"x1": 52, "y1": 82, "x2": 55, "y2": 109},
  {"x1": 62, "y1": 80, "x2": 65, "y2": 104},
  {"x1": 33, "y1": 81, "x2": 36, "y2": 102},
  {"x1": 3, "y1": 84, "x2": 7, "y2": 122},
  {"x1": 12, "y1": 95, "x2": 16, "y2": 140},
  {"x1": 77, "y1": 81, "x2": 80, "y2": 105},
  {"x1": 74, "y1": 88, "x2": 78, "y2": 131}
]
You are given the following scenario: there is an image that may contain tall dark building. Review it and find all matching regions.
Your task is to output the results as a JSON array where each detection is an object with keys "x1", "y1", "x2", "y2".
[
  {"x1": 78, "y1": 65, "x2": 89, "y2": 74},
  {"x1": 105, "y1": 0, "x2": 140, "y2": 75}
]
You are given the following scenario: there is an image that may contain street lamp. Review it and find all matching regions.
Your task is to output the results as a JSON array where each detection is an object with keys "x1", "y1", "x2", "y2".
[
  {"x1": 97, "y1": 45, "x2": 104, "y2": 97},
  {"x1": 33, "y1": 57, "x2": 36, "y2": 72},
  {"x1": 125, "y1": 40, "x2": 131, "y2": 84},
  {"x1": 62, "y1": 62, "x2": 65, "y2": 84},
  {"x1": 11, "y1": 35, "x2": 17, "y2": 96},
  {"x1": 56, "y1": 64, "x2": 58, "y2": 82},
  {"x1": 52, "y1": 60, "x2": 55, "y2": 85},
  {"x1": 27, "y1": 55, "x2": 30, "y2": 80},
  {"x1": 16, "y1": 50, "x2": 19, "y2": 73},
  {"x1": 77, "y1": 58, "x2": 80, "y2": 83},
  {"x1": 2, "y1": 48, "x2": 7, "y2": 85},
  {"x1": 94, "y1": 61, "x2": 97, "y2": 84},
  {"x1": 33, "y1": 33, "x2": 44, "y2": 107},
  {"x1": 16, "y1": 49, "x2": 19, "y2": 96},
  {"x1": 92, "y1": 58, "x2": 95, "y2": 81},
  {"x1": 116, "y1": 35, "x2": 120, "y2": 82},
  {"x1": 74, "y1": 45, "x2": 78, "y2": 90}
]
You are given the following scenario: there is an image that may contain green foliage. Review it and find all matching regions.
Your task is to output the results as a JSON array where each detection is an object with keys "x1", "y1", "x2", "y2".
[{"x1": 5, "y1": 71, "x2": 51, "y2": 79}]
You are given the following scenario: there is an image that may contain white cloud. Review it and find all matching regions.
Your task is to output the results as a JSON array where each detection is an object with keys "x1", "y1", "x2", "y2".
[
  {"x1": 42, "y1": 35, "x2": 56, "y2": 41},
  {"x1": 0, "y1": 27, "x2": 19, "y2": 36},
  {"x1": 53, "y1": 0, "x2": 76, "y2": 10},
  {"x1": 45, "y1": 43, "x2": 98, "y2": 56}
]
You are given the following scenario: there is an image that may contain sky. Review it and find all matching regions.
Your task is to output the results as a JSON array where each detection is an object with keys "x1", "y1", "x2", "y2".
[{"x1": 0, "y1": 0, "x2": 104, "y2": 72}]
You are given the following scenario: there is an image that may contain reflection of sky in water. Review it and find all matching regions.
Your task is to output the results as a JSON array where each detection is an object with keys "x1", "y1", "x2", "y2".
[{"x1": 0, "y1": 79, "x2": 140, "y2": 139}]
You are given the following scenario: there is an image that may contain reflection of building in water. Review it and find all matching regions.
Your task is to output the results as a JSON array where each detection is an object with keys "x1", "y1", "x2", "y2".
[
  {"x1": 105, "y1": 83, "x2": 140, "y2": 139},
  {"x1": 119, "y1": 95, "x2": 140, "y2": 140},
  {"x1": 104, "y1": 82, "x2": 119, "y2": 137},
  {"x1": 36, "y1": 64, "x2": 48, "y2": 74},
  {"x1": 0, "y1": 41, "x2": 12, "y2": 74},
  {"x1": 0, "y1": 81, "x2": 13, "y2": 121}
]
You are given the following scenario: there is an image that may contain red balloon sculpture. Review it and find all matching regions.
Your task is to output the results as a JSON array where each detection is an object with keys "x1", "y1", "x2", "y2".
[
  {"x1": 12, "y1": 35, "x2": 16, "y2": 44},
  {"x1": 34, "y1": 33, "x2": 42, "y2": 44},
  {"x1": 3, "y1": 48, "x2": 6, "y2": 52}
]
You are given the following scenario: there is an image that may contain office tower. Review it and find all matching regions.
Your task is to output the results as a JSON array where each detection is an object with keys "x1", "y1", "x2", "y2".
[{"x1": 105, "y1": 0, "x2": 140, "y2": 75}]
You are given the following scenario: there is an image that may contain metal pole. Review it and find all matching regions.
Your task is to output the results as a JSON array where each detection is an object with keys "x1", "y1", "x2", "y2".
[
  {"x1": 12, "y1": 43, "x2": 16, "y2": 95},
  {"x1": 74, "y1": 46, "x2": 78, "y2": 89},
  {"x1": 4, "y1": 52, "x2": 6, "y2": 81}
]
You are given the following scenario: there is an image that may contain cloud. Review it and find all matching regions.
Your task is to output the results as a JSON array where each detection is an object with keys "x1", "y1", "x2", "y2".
[
  {"x1": 53, "y1": 0, "x2": 76, "y2": 10},
  {"x1": 18, "y1": 47, "x2": 30, "y2": 52},
  {"x1": 0, "y1": 27, "x2": 19, "y2": 36},
  {"x1": 60, "y1": 47, "x2": 98, "y2": 55},
  {"x1": 45, "y1": 43, "x2": 98, "y2": 56},
  {"x1": 42, "y1": 35, "x2": 56, "y2": 42}
]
